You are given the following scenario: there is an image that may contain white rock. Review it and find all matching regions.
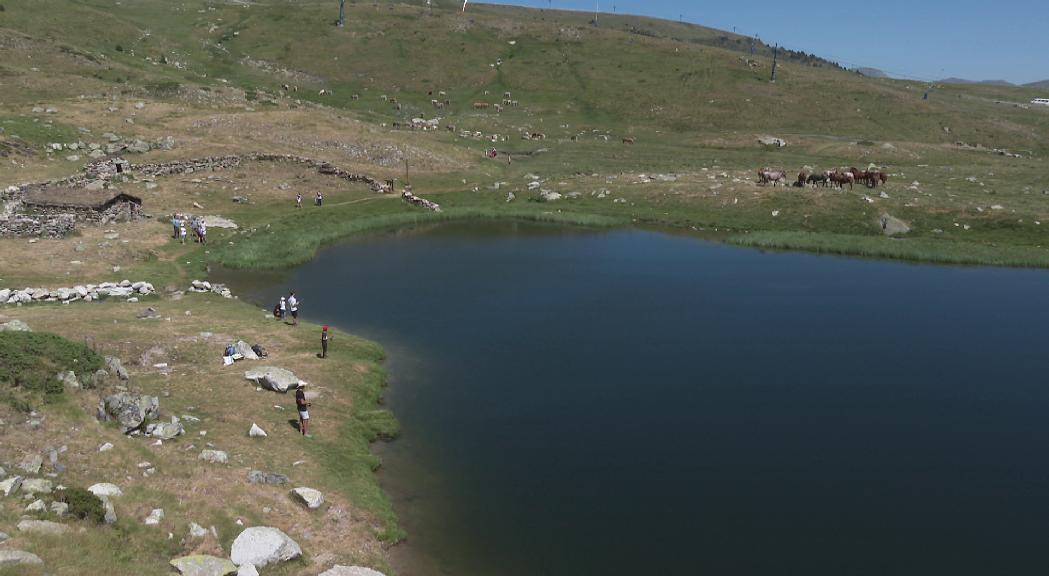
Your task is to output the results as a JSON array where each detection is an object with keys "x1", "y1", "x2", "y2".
[
  {"x1": 17, "y1": 519, "x2": 69, "y2": 535},
  {"x1": 199, "y1": 449, "x2": 228, "y2": 464},
  {"x1": 0, "y1": 476, "x2": 22, "y2": 497},
  {"x1": 170, "y1": 554, "x2": 238, "y2": 576},
  {"x1": 290, "y1": 487, "x2": 324, "y2": 509},
  {"x1": 237, "y1": 564, "x2": 260, "y2": 576},
  {"x1": 248, "y1": 423, "x2": 267, "y2": 438},
  {"x1": 229, "y1": 526, "x2": 302, "y2": 568},
  {"x1": 25, "y1": 499, "x2": 46, "y2": 512},
  {"x1": 0, "y1": 549, "x2": 45, "y2": 567},
  {"x1": 21, "y1": 478, "x2": 52, "y2": 495},
  {"x1": 88, "y1": 482, "x2": 123, "y2": 498},
  {"x1": 99, "y1": 442, "x2": 114, "y2": 452},
  {"x1": 50, "y1": 501, "x2": 69, "y2": 517},
  {"x1": 188, "y1": 522, "x2": 209, "y2": 539},
  {"x1": 145, "y1": 508, "x2": 165, "y2": 525}
]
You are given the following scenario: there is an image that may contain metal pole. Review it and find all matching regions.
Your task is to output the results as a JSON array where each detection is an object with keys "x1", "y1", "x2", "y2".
[{"x1": 771, "y1": 43, "x2": 779, "y2": 82}]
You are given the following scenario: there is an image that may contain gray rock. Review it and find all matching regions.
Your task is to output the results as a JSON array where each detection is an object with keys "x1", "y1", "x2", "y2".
[
  {"x1": 0, "y1": 531, "x2": 7, "y2": 543},
  {"x1": 98, "y1": 442, "x2": 114, "y2": 452},
  {"x1": 50, "y1": 501, "x2": 69, "y2": 517},
  {"x1": 234, "y1": 341, "x2": 259, "y2": 360},
  {"x1": 188, "y1": 522, "x2": 210, "y2": 539},
  {"x1": 0, "y1": 476, "x2": 22, "y2": 496},
  {"x1": 0, "y1": 549, "x2": 44, "y2": 567},
  {"x1": 100, "y1": 495, "x2": 117, "y2": 524},
  {"x1": 91, "y1": 369, "x2": 110, "y2": 388},
  {"x1": 244, "y1": 367, "x2": 299, "y2": 393},
  {"x1": 319, "y1": 567, "x2": 387, "y2": 576},
  {"x1": 21, "y1": 478, "x2": 52, "y2": 495},
  {"x1": 105, "y1": 356, "x2": 129, "y2": 381},
  {"x1": 17, "y1": 519, "x2": 69, "y2": 535},
  {"x1": 25, "y1": 498, "x2": 46, "y2": 512},
  {"x1": 0, "y1": 319, "x2": 31, "y2": 332},
  {"x1": 170, "y1": 555, "x2": 238, "y2": 576},
  {"x1": 290, "y1": 487, "x2": 324, "y2": 509},
  {"x1": 758, "y1": 135, "x2": 787, "y2": 147},
  {"x1": 248, "y1": 423, "x2": 267, "y2": 438},
  {"x1": 151, "y1": 418, "x2": 185, "y2": 440},
  {"x1": 199, "y1": 449, "x2": 228, "y2": 464},
  {"x1": 247, "y1": 470, "x2": 289, "y2": 485},
  {"x1": 879, "y1": 213, "x2": 911, "y2": 236},
  {"x1": 101, "y1": 392, "x2": 159, "y2": 432},
  {"x1": 237, "y1": 564, "x2": 259, "y2": 576},
  {"x1": 229, "y1": 526, "x2": 302, "y2": 568},
  {"x1": 126, "y1": 139, "x2": 151, "y2": 154},
  {"x1": 19, "y1": 453, "x2": 43, "y2": 474}
]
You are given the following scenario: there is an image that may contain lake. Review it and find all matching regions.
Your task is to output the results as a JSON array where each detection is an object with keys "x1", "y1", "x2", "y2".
[{"x1": 233, "y1": 221, "x2": 1049, "y2": 575}]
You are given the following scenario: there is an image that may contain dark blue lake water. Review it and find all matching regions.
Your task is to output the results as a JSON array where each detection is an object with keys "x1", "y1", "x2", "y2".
[{"x1": 237, "y1": 222, "x2": 1049, "y2": 575}]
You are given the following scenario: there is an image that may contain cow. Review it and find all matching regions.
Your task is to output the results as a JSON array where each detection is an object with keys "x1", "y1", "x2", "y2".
[
  {"x1": 530, "y1": 132, "x2": 546, "y2": 140},
  {"x1": 473, "y1": 102, "x2": 490, "y2": 109},
  {"x1": 622, "y1": 137, "x2": 635, "y2": 144},
  {"x1": 351, "y1": 93, "x2": 360, "y2": 100}
]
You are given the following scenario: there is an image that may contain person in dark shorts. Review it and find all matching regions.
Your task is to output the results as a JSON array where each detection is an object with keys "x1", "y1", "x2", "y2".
[
  {"x1": 295, "y1": 383, "x2": 312, "y2": 436},
  {"x1": 288, "y1": 291, "x2": 299, "y2": 325},
  {"x1": 321, "y1": 325, "x2": 330, "y2": 358}
]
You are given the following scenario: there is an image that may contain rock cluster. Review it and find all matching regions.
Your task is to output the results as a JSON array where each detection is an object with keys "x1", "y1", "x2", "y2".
[
  {"x1": 189, "y1": 280, "x2": 233, "y2": 298},
  {"x1": 244, "y1": 367, "x2": 300, "y2": 393},
  {"x1": 401, "y1": 190, "x2": 441, "y2": 212},
  {"x1": 99, "y1": 392, "x2": 160, "y2": 433},
  {"x1": 229, "y1": 526, "x2": 302, "y2": 568},
  {"x1": 1, "y1": 280, "x2": 155, "y2": 305}
]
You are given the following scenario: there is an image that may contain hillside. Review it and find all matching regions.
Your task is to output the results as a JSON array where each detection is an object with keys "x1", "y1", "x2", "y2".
[
  {"x1": 1, "y1": 3, "x2": 1049, "y2": 572},
  {"x1": 1025, "y1": 79, "x2": 1049, "y2": 89}
]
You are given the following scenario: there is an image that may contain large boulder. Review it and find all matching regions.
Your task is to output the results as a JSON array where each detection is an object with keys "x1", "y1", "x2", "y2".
[
  {"x1": 21, "y1": 478, "x2": 52, "y2": 495},
  {"x1": 237, "y1": 564, "x2": 259, "y2": 576},
  {"x1": 101, "y1": 392, "x2": 159, "y2": 432},
  {"x1": 234, "y1": 341, "x2": 259, "y2": 360},
  {"x1": 290, "y1": 487, "x2": 324, "y2": 509},
  {"x1": 246, "y1": 470, "x2": 288, "y2": 485},
  {"x1": 0, "y1": 550, "x2": 44, "y2": 567},
  {"x1": 320, "y1": 567, "x2": 387, "y2": 576},
  {"x1": 55, "y1": 370, "x2": 80, "y2": 390},
  {"x1": 879, "y1": 213, "x2": 911, "y2": 236},
  {"x1": 758, "y1": 135, "x2": 787, "y2": 147},
  {"x1": 229, "y1": 526, "x2": 302, "y2": 568},
  {"x1": 170, "y1": 555, "x2": 238, "y2": 576},
  {"x1": 17, "y1": 519, "x2": 69, "y2": 536},
  {"x1": 244, "y1": 367, "x2": 299, "y2": 393}
]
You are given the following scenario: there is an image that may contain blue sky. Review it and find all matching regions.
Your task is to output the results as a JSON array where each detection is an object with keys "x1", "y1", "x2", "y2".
[{"x1": 477, "y1": 0, "x2": 1049, "y2": 84}]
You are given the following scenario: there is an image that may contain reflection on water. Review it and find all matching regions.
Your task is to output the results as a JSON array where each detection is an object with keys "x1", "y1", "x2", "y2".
[{"x1": 227, "y1": 222, "x2": 1049, "y2": 576}]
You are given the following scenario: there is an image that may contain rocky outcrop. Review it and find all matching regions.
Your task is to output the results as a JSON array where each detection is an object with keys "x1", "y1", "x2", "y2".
[
  {"x1": 88, "y1": 482, "x2": 123, "y2": 498},
  {"x1": 879, "y1": 213, "x2": 911, "y2": 236},
  {"x1": 20, "y1": 478, "x2": 52, "y2": 495},
  {"x1": 234, "y1": 341, "x2": 259, "y2": 360},
  {"x1": 189, "y1": 280, "x2": 233, "y2": 299},
  {"x1": 170, "y1": 555, "x2": 238, "y2": 576},
  {"x1": 105, "y1": 356, "x2": 129, "y2": 381},
  {"x1": 0, "y1": 318, "x2": 31, "y2": 331},
  {"x1": 401, "y1": 190, "x2": 441, "y2": 212},
  {"x1": 1, "y1": 281, "x2": 155, "y2": 306},
  {"x1": 149, "y1": 417, "x2": 185, "y2": 440},
  {"x1": 229, "y1": 527, "x2": 302, "y2": 568},
  {"x1": 0, "y1": 476, "x2": 23, "y2": 497},
  {"x1": 247, "y1": 470, "x2": 289, "y2": 485},
  {"x1": 100, "y1": 393, "x2": 159, "y2": 432},
  {"x1": 244, "y1": 367, "x2": 299, "y2": 393}
]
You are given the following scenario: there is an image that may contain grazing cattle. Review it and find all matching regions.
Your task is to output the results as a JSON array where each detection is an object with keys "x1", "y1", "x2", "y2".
[
  {"x1": 394, "y1": 103, "x2": 402, "y2": 111},
  {"x1": 351, "y1": 93, "x2": 360, "y2": 100},
  {"x1": 473, "y1": 102, "x2": 490, "y2": 109},
  {"x1": 389, "y1": 97, "x2": 398, "y2": 104},
  {"x1": 622, "y1": 137, "x2": 635, "y2": 144},
  {"x1": 282, "y1": 84, "x2": 290, "y2": 91},
  {"x1": 758, "y1": 168, "x2": 788, "y2": 186},
  {"x1": 446, "y1": 124, "x2": 456, "y2": 132},
  {"x1": 495, "y1": 104, "x2": 504, "y2": 112},
  {"x1": 381, "y1": 95, "x2": 389, "y2": 102},
  {"x1": 510, "y1": 100, "x2": 520, "y2": 107},
  {"x1": 504, "y1": 91, "x2": 512, "y2": 99},
  {"x1": 530, "y1": 132, "x2": 546, "y2": 140}
]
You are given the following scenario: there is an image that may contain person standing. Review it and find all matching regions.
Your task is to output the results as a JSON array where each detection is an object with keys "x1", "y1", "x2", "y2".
[
  {"x1": 288, "y1": 291, "x2": 299, "y2": 325},
  {"x1": 295, "y1": 192, "x2": 302, "y2": 209},
  {"x1": 315, "y1": 191, "x2": 323, "y2": 206},
  {"x1": 295, "y1": 383, "x2": 312, "y2": 437},
  {"x1": 179, "y1": 219, "x2": 187, "y2": 244},
  {"x1": 199, "y1": 221, "x2": 207, "y2": 245},
  {"x1": 320, "y1": 325, "x2": 330, "y2": 358},
  {"x1": 171, "y1": 214, "x2": 180, "y2": 238},
  {"x1": 279, "y1": 296, "x2": 287, "y2": 322}
]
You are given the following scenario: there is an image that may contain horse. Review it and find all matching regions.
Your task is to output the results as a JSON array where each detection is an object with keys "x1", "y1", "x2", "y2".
[
  {"x1": 807, "y1": 173, "x2": 829, "y2": 187},
  {"x1": 622, "y1": 137, "x2": 635, "y2": 144},
  {"x1": 758, "y1": 168, "x2": 788, "y2": 186},
  {"x1": 797, "y1": 171, "x2": 809, "y2": 187},
  {"x1": 830, "y1": 171, "x2": 854, "y2": 189}
]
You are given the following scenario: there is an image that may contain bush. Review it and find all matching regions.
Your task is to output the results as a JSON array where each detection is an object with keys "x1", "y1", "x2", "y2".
[
  {"x1": 0, "y1": 332, "x2": 103, "y2": 393},
  {"x1": 115, "y1": 44, "x2": 123, "y2": 52},
  {"x1": 59, "y1": 487, "x2": 107, "y2": 524}
]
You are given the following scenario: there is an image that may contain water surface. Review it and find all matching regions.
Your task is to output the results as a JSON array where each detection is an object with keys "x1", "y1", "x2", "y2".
[{"x1": 233, "y1": 222, "x2": 1049, "y2": 575}]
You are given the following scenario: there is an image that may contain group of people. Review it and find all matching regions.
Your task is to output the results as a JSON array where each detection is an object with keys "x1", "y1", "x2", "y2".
[
  {"x1": 294, "y1": 192, "x2": 324, "y2": 208},
  {"x1": 273, "y1": 291, "x2": 301, "y2": 324},
  {"x1": 169, "y1": 213, "x2": 207, "y2": 245}
]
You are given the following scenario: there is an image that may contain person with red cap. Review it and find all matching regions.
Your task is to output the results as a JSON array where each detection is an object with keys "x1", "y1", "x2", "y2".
[{"x1": 321, "y1": 325, "x2": 330, "y2": 358}]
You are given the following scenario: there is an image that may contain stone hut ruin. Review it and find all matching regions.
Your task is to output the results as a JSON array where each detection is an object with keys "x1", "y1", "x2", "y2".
[{"x1": 23, "y1": 187, "x2": 143, "y2": 224}]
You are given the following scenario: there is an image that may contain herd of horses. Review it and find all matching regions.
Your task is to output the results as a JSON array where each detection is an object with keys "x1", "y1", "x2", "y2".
[{"x1": 757, "y1": 167, "x2": 889, "y2": 189}]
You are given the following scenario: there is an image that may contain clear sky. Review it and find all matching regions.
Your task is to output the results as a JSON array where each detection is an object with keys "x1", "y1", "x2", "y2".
[{"x1": 476, "y1": 0, "x2": 1049, "y2": 85}]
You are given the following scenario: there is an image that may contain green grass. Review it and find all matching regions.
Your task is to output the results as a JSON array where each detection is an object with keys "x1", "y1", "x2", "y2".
[
  {"x1": 0, "y1": 331, "x2": 103, "y2": 410},
  {"x1": 730, "y1": 231, "x2": 1049, "y2": 268}
]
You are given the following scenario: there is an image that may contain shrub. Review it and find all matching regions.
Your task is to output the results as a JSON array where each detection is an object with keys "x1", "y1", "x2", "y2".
[
  {"x1": 59, "y1": 487, "x2": 107, "y2": 524},
  {"x1": 115, "y1": 44, "x2": 123, "y2": 52},
  {"x1": 0, "y1": 332, "x2": 103, "y2": 394}
]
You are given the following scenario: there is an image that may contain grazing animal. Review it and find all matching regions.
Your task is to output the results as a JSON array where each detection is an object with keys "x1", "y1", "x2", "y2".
[
  {"x1": 473, "y1": 102, "x2": 490, "y2": 109},
  {"x1": 758, "y1": 168, "x2": 788, "y2": 186},
  {"x1": 807, "y1": 173, "x2": 829, "y2": 187},
  {"x1": 351, "y1": 93, "x2": 360, "y2": 100},
  {"x1": 797, "y1": 171, "x2": 809, "y2": 187},
  {"x1": 530, "y1": 132, "x2": 546, "y2": 140},
  {"x1": 622, "y1": 137, "x2": 635, "y2": 144}
]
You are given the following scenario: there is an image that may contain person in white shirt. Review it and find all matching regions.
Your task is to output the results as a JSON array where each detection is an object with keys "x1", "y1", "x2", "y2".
[{"x1": 288, "y1": 291, "x2": 299, "y2": 325}]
